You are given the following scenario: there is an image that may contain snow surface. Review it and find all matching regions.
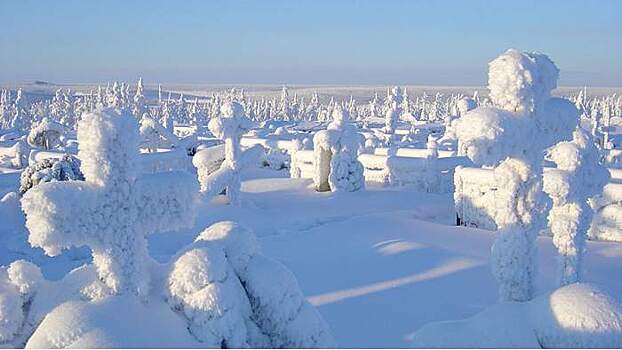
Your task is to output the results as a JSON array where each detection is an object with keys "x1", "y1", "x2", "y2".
[
  {"x1": 1, "y1": 166, "x2": 622, "y2": 347},
  {"x1": 411, "y1": 283, "x2": 622, "y2": 348},
  {"x1": 151, "y1": 169, "x2": 622, "y2": 347}
]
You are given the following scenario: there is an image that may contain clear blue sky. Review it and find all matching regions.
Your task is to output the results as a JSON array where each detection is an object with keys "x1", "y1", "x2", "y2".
[{"x1": 1, "y1": 0, "x2": 620, "y2": 86}]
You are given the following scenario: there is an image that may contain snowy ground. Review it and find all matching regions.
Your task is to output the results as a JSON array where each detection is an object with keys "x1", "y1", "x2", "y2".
[{"x1": 2, "y1": 167, "x2": 622, "y2": 347}]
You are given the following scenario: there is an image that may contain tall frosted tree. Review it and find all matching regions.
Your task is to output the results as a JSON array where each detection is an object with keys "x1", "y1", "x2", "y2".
[
  {"x1": 543, "y1": 128, "x2": 609, "y2": 286},
  {"x1": 455, "y1": 49, "x2": 578, "y2": 301}
]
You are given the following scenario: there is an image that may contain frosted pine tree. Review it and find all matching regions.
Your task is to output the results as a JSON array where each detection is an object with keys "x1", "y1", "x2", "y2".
[
  {"x1": 22, "y1": 108, "x2": 198, "y2": 296},
  {"x1": 543, "y1": 128, "x2": 609, "y2": 286},
  {"x1": 132, "y1": 77, "x2": 147, "y2": 118},
  {"x1": 384, "y1": 86, "x2": 403, "y2": 133},
  {"x1": 455, "y1": 49, "x2": 577, "y2": 301}
]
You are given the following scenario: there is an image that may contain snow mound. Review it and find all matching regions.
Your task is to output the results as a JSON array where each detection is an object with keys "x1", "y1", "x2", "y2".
[
  {"x1": 410, "y1": 283, "x2": 622, "y2": 348},
  {"x1": 26, "y1": 296, "x2": 199, "y2": 348},
  {"x1": 531, "y1": 283, "x2": 622, "y2": 348},
  {"x1": 411, "y1": 302, "x2": 539, "y2": 348}
]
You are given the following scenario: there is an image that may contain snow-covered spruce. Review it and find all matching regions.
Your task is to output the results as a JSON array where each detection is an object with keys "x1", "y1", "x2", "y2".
[
  {"x1": 21, "y1": 107, "x2": 198, "y2": 296},
  {"x1": 455, "y1": 49, "x2": 578, "y2": 302},
  {"x1": 313, "y1": 106, "x2": 364, "y2": 192},
  {"x1": 19, "y1": 154, "x2": 83, "y2": 195},
  {"x1": 543, "y1": 128, "x2": 609, "y2": 286},
  {"x1": 167, "y1": 221, "x2": 335, "y2": 348},
  {"x1": 132, "y1": 78, "x2": 148, "y2": 119},
  {"x1": 384, "y1": 86, "x2": 403, "y2": 134},
  {"x1": 198, "y1": 101, "x2": 253, "y2": 204}
]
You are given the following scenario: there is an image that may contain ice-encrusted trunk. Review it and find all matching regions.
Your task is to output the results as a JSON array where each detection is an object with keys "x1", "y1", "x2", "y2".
[
  {"x1": 491, "y1": 157, "x2": 544, "y2": 301},
  {"x1": 314, "y1": 146, "x2": 332, "y2": 192}
]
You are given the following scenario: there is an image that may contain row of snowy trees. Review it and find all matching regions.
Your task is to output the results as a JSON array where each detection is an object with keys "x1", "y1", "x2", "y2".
[
  {"x1": 571, "y1": 89, "x2": 622, "y2": 149},
  {"x1": 1, "y1": 83, "x2": 484, "y2": 134},
  {"x1": 3, "y1": 81, "x2": 619, "y2": 160}
]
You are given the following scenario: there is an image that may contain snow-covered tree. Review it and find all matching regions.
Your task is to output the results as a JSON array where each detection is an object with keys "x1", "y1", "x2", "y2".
[
  {"x1": 110, "y1": 82, "x2": 123, "y2": 109},
  {"x1": 313, "y1": 106, "x2": 364, "y2": 192},
  {"x1": 132, "y1": 78, "x2": 147, "y2": 118},
  {"x1": 21, "y1": 108, "x2": 198, "y2": 296},
  {"x1": 384, "y1": 86, "x2": 403, "y2": 134},
  {"x1": 19, "y1": 155, "x2": 84, "y2": 195},
  {"x1": 161, "y1": 101, "x2": 174, "y2": 133},
  {"x1": 368, "y1": 92, "x2": 381, "y2": 118},
  {"x1": 9, "y1": 89, "x2": 30, "y2": 132},
  {"x1": 26, "y1": 117, "x2": 64, "y2": 150},
  {"x1": 167, "y1": 221, "x2": 335, "y2": 348},
  {"x1": 201, "y1": 101, "x2": 253, "y2": 204},
  {"x1": 455, "y1": 49, "x2": 578, "y2": 302},
  {"x1": 543, "y1": 128, "x2": 609, "y2": 286},
  {"x1": 139, "y1": 115, "x2": 179, "y2": 152},
  {"x1": 278, "y1": 86, "x2": 291, "y2": 120}
]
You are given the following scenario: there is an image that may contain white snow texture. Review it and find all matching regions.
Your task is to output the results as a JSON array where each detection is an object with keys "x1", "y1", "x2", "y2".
[
  {"x1": 313, "y1": 106, "x2": 364, "y2": 192},
  {"x1": 167, "y1": 221, "x2": 335, "y2": 348},
  {"x1": 455, "y1": 49, "x2": 578, "y2": 302},
  {"x1": 21, "y1": 107, "x2": 199, "y2": 296}
]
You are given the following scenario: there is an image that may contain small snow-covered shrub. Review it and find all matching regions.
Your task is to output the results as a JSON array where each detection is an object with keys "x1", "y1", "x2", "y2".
[
  {"x1": 26, "y1": 118, "x2": 64, "y2": 150},
  {"x1": 0, "y1": 141, "x2": 27, "y2": 169},
  {"x1": 19, "y1": 155, "x2": 83, "y2": 195},
  {"x1": 167, "y1": 221, "x2": 335, "y2": 348},
  {"x1": 263, "y1": 148, "x2": 289, "y2": 170}
]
